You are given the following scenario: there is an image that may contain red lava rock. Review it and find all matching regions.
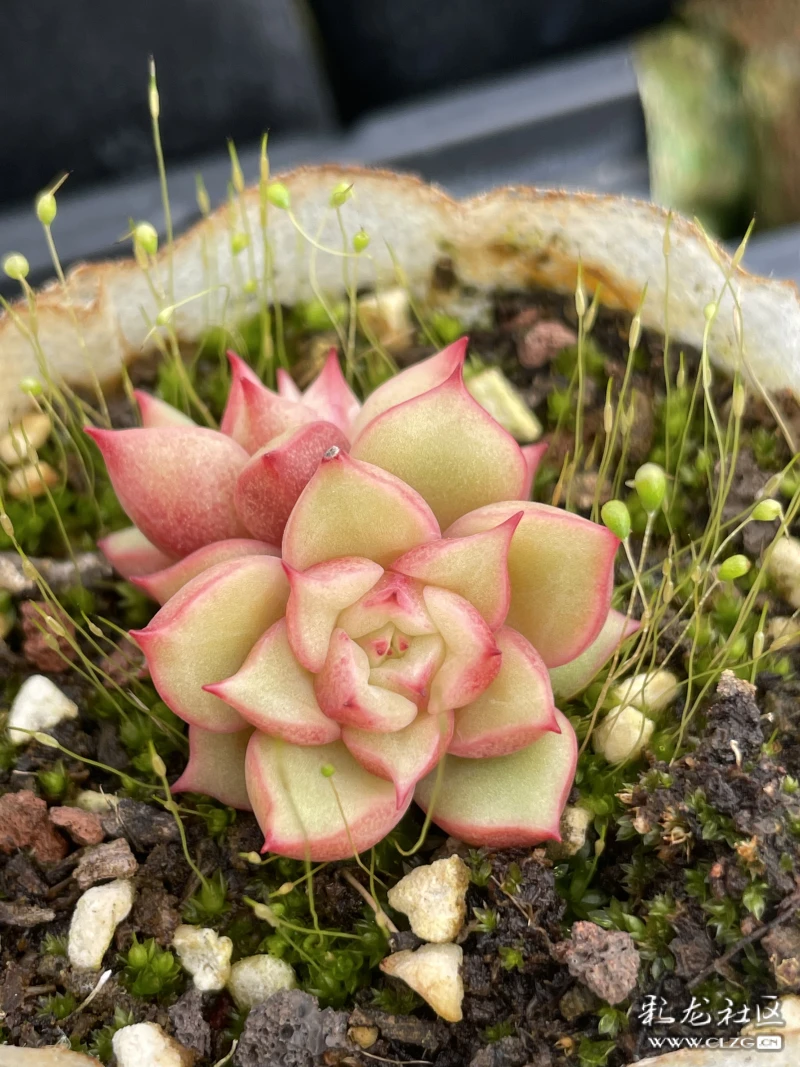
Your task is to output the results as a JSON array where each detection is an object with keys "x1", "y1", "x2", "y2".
[
  {"x1": 518, "y1": 320, "x2": 578, "y2": 369},
  {"x1": 20, "y1": 599, "x2": 77, "y2": 673},
  {"x1": 49, "y1": 805, "x2": 104, "y2": 846},
  {"x1": 0, "y1": 790, "x2": 68, "y2": 863},
  {"x1": 551, "y1": 920, "x2": 640, "y2": 1005}
]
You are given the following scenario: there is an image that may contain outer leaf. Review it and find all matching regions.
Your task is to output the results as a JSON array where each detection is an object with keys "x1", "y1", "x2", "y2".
[
  {"x1": 422, "y1": 586, "x2": 501, "y2": 714},
  {"x1": 134, "y1": 390, "x2": 195, "y2": 428},
  {"x1": 98, "y1": 526, "x2": 176, "y2": 579},
  {"x1": 351, "y1": 337, "x2": 468, "y2": 438},
  {"x1": 351, "y1": 365, "x2": 527, "y2": 529},
  {"x1": 285, "y1": 557, "x2": 384, "y2": 672},
  {"x1": 131, "y1": 556, "x2": 289, "y2": 732},
  {"x1": 133, "y1": 539, "x2": 279, "y2": 604},
  {"x1": 446, "y1": 502, "x2": 618, "y2": 668},
  {"x1": 246, "y1": 735, "x2": 409, "y2": 861},
  {"x1": 86, "y1": 426, "x2": 249, "y2": 558},
  {"x1": 338, "y1": 572, "x2": 436, "y2": 639},
  {"x1": 521, "y1": 441, "x2": 548, "y2": 498},
  {"x1": 220, "y1": 351, "x2": 316, "y2": 453},
  {"x1": 415, "y1": 709, "x2": 577, "y2": 846},
  {"x1": 173, "y1": 726, "x2": 254, "y2": 809},
  {"x1": 343, "y1": 712, "x2": 453, "y2": 806},
  {"x1": 301, "y1": 349, "x2": 361, "y2": 438},
  {"x1": 391, "y1": 514, "x2": 522, "y2": 630},
  {"x1": 549, "y1": 610, "x2": 640, "y2": 701},
  {"x1": 207, "y1": 619, "x2": 341, "y2": 745},
  {"x1": 449, "y1": 626, "x2": 558, "y2": 758},
  {"x1": 282, "y1": 448, "x2": 440, "y2": 570},
  {"x1": 234, "y1": 420, "x2": 349, "y2": 544},
  {"x1": 315, "y1": 629, "x2": 418, "y2": 732}
]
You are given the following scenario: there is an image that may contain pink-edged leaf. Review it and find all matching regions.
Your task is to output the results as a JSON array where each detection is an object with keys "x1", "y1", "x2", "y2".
[
  {"x1": 415, "y1": 709, "x2": 577, "y2": 847},
  {"x1": 422, "y1": 586, "x2": 502, "y2": 714},
  {"x1": 130, "y1": 556, "x2": 289, "y2": 732},
  {"x1": 86, "y1": 425, "x2": 249, "y2": 558},
  {"x1": 206, "y1": 619, "x2": 341, "y2": 745},
  {"x1": 134, "y1": 390, "x2": 196, "y2": 428},
  {"x1": 338, "y1": 572, "x2": 436, "y2": 640},
  {"x1": 550, "y1": 610, "x2": 640, "y2": 701},
  {"x1": 220, "y1": 351, "x2": 317, "y2": 453},
  {"x1": 391, "y1": 514, "x2": 522, "y2": 630},
  {"x1": 449, "y1": 626, "x2": 558, "y2": 758},
  {"x1": 98, "y1": 526, "x2": 176, "y2": 579},
  {"x1": 173, "y1": 726, "x2": 254, "y2": 810},
  {"x1": 343, "y1": 712, "x2": 453, "y2": 807},
  {"x1": 446, "y1": 502, "x2": 619, "y2": 668},
  {"x1": 351, "y1": 364, "x2": 527, "y2": 529},
  {"x1": 282, "y1": 448, "x2": 440, "y2": 571},
  {"x1": 301, "y1": 349, "x2": 361, "y2": 438},
  {"x1": 357, "y1": 623, "x2": 396, "y2": 666},
  {"x1": 285, "y1": 557, "x2": 384, "y2": 672},
  {"x1": 521, "y1": 441, "x2": 548, "y2": 498},
  {"x1": 277, "y1": 368, "x2": 303, "y2": 402},
  {"x1": 246, "y1": 734, "x2": 409, "y2": 861},
  {"x1": 234, "y1": 420, "x2": 350, "y2": 545},
  {"x1": 315, "y1": 628, "x2": 418, "y2": 732},
  {"x1": 369, "y1": 634, "x2": 445, "y2": 706},
  {"x1": 133, "y1": 539, "x2": 279, "y2": 605},
  {"x1": 351, "y1": 337, "x2": 468, "y2": 438}
]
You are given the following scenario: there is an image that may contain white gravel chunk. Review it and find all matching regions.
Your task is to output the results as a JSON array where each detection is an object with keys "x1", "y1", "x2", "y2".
[
  {"x1": 767, "y1": 536, "x2": 800, "y2": 610},
  {"x1": 8, "y1": 674, "x2": 78, "y2": 746},
  {"x1": 593, "y1": 705, "x2": 654, "y2": 764},
  {"x1": 0, "y1": 413, "x2": 53, "y2": 466},
  {"x1": 68, "y1": 878, "x2": 134, "y2": 971},
  {"x1": 227, "y1": 954, "x2": 297, "y2": 1010},
  {"x1": 74, "y1": 789, "x2": 116, "y2": 814},
  {"x1": 611, "y1": 669, "x2": 679, "y2": 715},
  {"x1": 387, "y1": 855, "x2": 469, "y2": 943},
  {"x1": 112, "y1": 1022, "x2": 194, "y2": 1067},
  {"x1": 380, "y1": 943, "x2": 464, "y2": 1022},
  {"x1": 172, "y1": 923, "x2": 233, "y2": 992},
  {"x1": 0, "y1": 1046, "x2": 102, "y2": 1065}
]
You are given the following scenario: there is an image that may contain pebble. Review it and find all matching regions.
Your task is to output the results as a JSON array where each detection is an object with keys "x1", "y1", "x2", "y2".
[
  {"x1": 101, "y1": 797, "x2": 180, "y2": 848},
  {"x1": 49, "y1": 806, "x2": 104, "y2": 846},
  {"x1": 518, "y1": 319, "x2": 578, "y2": 368},
  {"x1": 611, "y1": 669, "x2": 679, "y2": 715},
  {"x1": 0, "y1": 790, "x2": 67, "y2": 863},
  {"x1": 380, "y1": 943, "x2": 464, "y2": 1022},
  {"x1": 767, "y1": 536, "x2": 800, "y2": 610},
  {"x1": 0, "y1": 413, "x2": 53, "y2": 466},
  {"x1": 0, "y1": 901, "x2": 56, "y2": 927},
  {"x1": 465, "y1": 366, "x2": 542, "y2": 443},
  {"x1": 768, "y1": 615, "x2": 800, "y2": 650},
  {"x1": 74, "y1": 789, "x2": 116, "y2": 814},
  {"x1": 74, "y1": 837, "x2": 138, "y2": 889},
  {"x1": 552, "y1": 921, "x2": 639, "y2": 1005},
  {"x1": 547, "y1": 805, "x2": 594, "y2": 861},
  {"x1": 6, "y1": 461, "x2": 59, "y2": 500},
  {"x1": 593, "y1": 704, "x2": 654, "y2": 764},
  {"x1": 227, "y1": 954, "x2": 297, "y2": 1010},
  {"x1": 387, "y1": 855, "x2": 470, "y2": 943},
  {"x1": 172, "y1": 923, "x2": 233, "y2": 992},
  {"x1": 112, "y1": 1022, "x2": 194, "y2": 1067},
  {"x1": 68, "y1": 878, "x2": 135, "y2": 971},
  {"x1": 0, "y1": 1047, "x2": 102, "y2": 1064},
  {"x1": 7, "y1": 674, "x2": 78, "y2": 746},
  {"x1": 357, "y1": 287, "x2": 412, "y2": 352}
]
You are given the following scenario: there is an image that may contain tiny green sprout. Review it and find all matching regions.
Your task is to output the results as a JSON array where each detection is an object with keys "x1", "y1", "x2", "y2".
[
  {"x1": 267, "y1": 181, "x2": 290, "y2": 210},
  {"x1": 156, "y1": 306, "x2": 174, "y2": 327},
  {"x1": 38, "y1": 992, "x2": 77, "y2": 1020},
  {"x1": 634, "y1": 462, "x2": 667, "y2": 515},
  {"x1": 751, "y1": 498, "x2": 783, "y2": 522},
  {"x1": 601, "y1": 499, "x2": 631, "y2": 541},
  {"x1": 352, "y1": 228, "x2": 370, "y2": 252},
  {"x1": 133, "y1": 222, "x2": 158, "y2": 257},
  {"x1": 718, "y1": 555, "x2": 752, "y2": 583},
  {"x1": 42, "y1": 932, "x2": 68, "y2": 957},
  {"x1": 37, "y1": 760, "x2": 69, "y2": 800},
  {"x1": 183, "y1": 870, "x2": 229, "y2": 925},
  {"x1": 321, "y1": 762, "x2": 336, "y2": 778},
  {"x1": 19, "y1": 376, "x2": 43, "y2": 396},
  {"x1": 231, "y1": 231, "x2": 249, "y2": 255},
  {"x1": 783, "y1": 775, "x2": 799, "y2": 795},
  {"x1": 330, "y1": 181, "x2": 353, "y2": 208},
  {"x1": 499, "y1": 945, "x2": 524, "y2": 971},
  {"x1": 473, "y1": 906, "x2": 498, "y2": 933},
  {"x1": 122, "y1": 935, "x2": 182, "y2": 998},
  {"x1": 36, "y1": 191, "x2": 57, "y2": 226},
  {"x1": 3, "y1": 252, "x2": 29, "y2": 281},
  {"x1": 431, "y1": 312, "x2": 463, "y2": 345}
]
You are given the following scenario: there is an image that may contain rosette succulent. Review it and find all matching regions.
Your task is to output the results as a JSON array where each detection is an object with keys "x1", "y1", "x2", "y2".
[{"x1": 90, "y1": 340, "x2": 632, "y2": 860}]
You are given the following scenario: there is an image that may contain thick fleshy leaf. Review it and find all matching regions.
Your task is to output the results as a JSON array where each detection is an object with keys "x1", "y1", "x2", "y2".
[
  {"x1": 220, "y1": 351, "x2": 317, "y2": 453},
  {"x1": 369, "y1": 634, "x2": 445, "y2": 706},
  {"x1": 343, "y1": 712, "x2": 454, "y2": 806},
  {"x1": 415, "y1": 709, "x2": 577, "y2": 846},
  {"x1": 282, "y1": 449, "x2": 440, "y2": 570},
  {"x1": 285, "y1": 557, "x2": 384, "y2": 672},
  {"x1": 98, "y1": 526, "x2": 176, "y2": 579},
  {"x1": 207, "y1": 619, "x2": 341, "y2": 745},
  {"x1": 277, "y1": 368, "x2": 303, "y2": 402},
  {"x1": 315, "y1": 629, "x2": 418, "y2": 732},
  {"x1": 391, "y1": 514, "x2": 522, "y2": 630},
  {"x1": 357, "y1": 624, "x2": 396, "y2": 666},
  {"x1": 422, "y1": 586, "x2": 502, "y2": 714},
  {"x1": 234, "y1": 420, "x2": 350, "y2": 544},
  {"x1": 173, "y1": 726, "x2": 254, "y2": 810},
  {"x1": 86, "y1": 426, "x2": 249, "y2": 558},
  {"x1": 550, "y1": 610, "x2": 640, "y2": 701},
  {"x1": 449, "y1": 626, "x2": 558, "y2": 758},
  {"x1": 131, "y1": 556, "x2": 289, "y2": 732},
  {"x1": 301, "y1": 349, "x2": 361, "y2": 438},
  {"x1": 521, "y1": 441, "x2": 548, "y2": 498},
  {"x1": 351, "y1": 365, "x2": 528, "y2": 529},
  {"x1": 135, "y1": 390, "x2": 195, "y2": 428},
  {"x1": 351, "y1": 338, "x2": 468, "y2": 438},
  {"x1": 446, "y1": 502, "x2": 619, "y2": 668},
  {"x1": 133, "y1": 539, "x2": 279, "y2": 604},
  {"x1": 246, "y1": 735, "x2": 409, "y2": 861},
  {"x1": 338, "y1": 572, "x2": 436, "y2": 640}
]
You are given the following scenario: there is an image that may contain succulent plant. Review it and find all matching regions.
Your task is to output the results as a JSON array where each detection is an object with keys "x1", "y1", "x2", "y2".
[{"x1": 90, "y1": 340, "x2": 630, "y2": 860}]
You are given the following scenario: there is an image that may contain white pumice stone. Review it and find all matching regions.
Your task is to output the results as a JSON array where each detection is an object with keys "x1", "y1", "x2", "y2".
[
  {"x1": 465, "y1": 366, "x2": 543, "y2": 443},
  {"x1": 593, "y1": 705, "x2": 655, "y2": 765},
  {"x1": 767, "y1": 536, "x2": 800, "y2": 610},
  {"x1": 112, "y1": 1022, "x2": 194, "y2": 1067},
  {"x1": 74, "y1": 789, "x2": 116, "y2": 814},
  {"x1": 6, "y1": 461, "x2": 59, "y2": 500},
  {"x1": 380, "y1": 943, "x2": 464, "y2": 1022},
  {"x1": 0, "y1": 1047, "x2": 103, "y2": 1064},
  {"x1": 387, "y1": 855, "x2": 469, "y2": 943},
  {"x1": 357, "y1": 287, "x2": 412, "y2": 352},
  {"x1": 768, "y1": 615, "x2": 800, "y2": 650},
  {"x1": 611, "y1": 669, "x2": 679, "y2": 715},
  {"x1": 547, "y1": 805, "x2": 594, "y2": 861},
  {"x1": 68, "y1": 878, "x2": 134, "y2": 971},
  {"x1": 8, "y1": 674, "x2": 78, "y2": 745},
  {"x1": 0, "y1": 413, "x2": 53, "y2": 466},
  {"x1": 227, "y1": 954, "x2": 297, "y2": 1010},
  {"x1": 172, "y1": 923, "x2": 233, "y2": 992}
]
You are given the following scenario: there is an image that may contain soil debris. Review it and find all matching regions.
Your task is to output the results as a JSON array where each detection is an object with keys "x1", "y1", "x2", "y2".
[
  {"x1": 74, "y1": 837, "x2": 138, "y2": 889},
  {"x1": 0, "y1": 901, "x2": 56, "y2": 927},
  {"x1": 551, "y1": 921, "x2": 640, "y2": 1004}
]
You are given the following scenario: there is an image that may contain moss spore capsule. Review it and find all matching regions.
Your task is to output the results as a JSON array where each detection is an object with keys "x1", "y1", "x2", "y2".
[
  {"x1": 133, "y1": 222, "x2": 158, "y2": 257},
  {"x1": 634, "y1": 462, "x2": 667, "y2": 514},
  {"x1": 718, "y1": 554, "x2": 751, "y2": 582},
  {"x1": 267, "y1": 182, "x2": 290, "y2": 210},
  {"x1": 352, "y1": 228, "x2": 370, "y2": 252},
  {"x1": 36, "y1": 192, "x2": 57, "y2": 226},
  {"x1": 751, "y1": 498, "x2": 783, "y2": 522},
  {"x1": 3, "y1": 253, "x2": 29, "y2": 281},
  {"x1": 330, "y1": 181, "x2": 353, "y2": 208},
  {"x1": 601, "y1": 500, "x2": 632, "y2": 541}
]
